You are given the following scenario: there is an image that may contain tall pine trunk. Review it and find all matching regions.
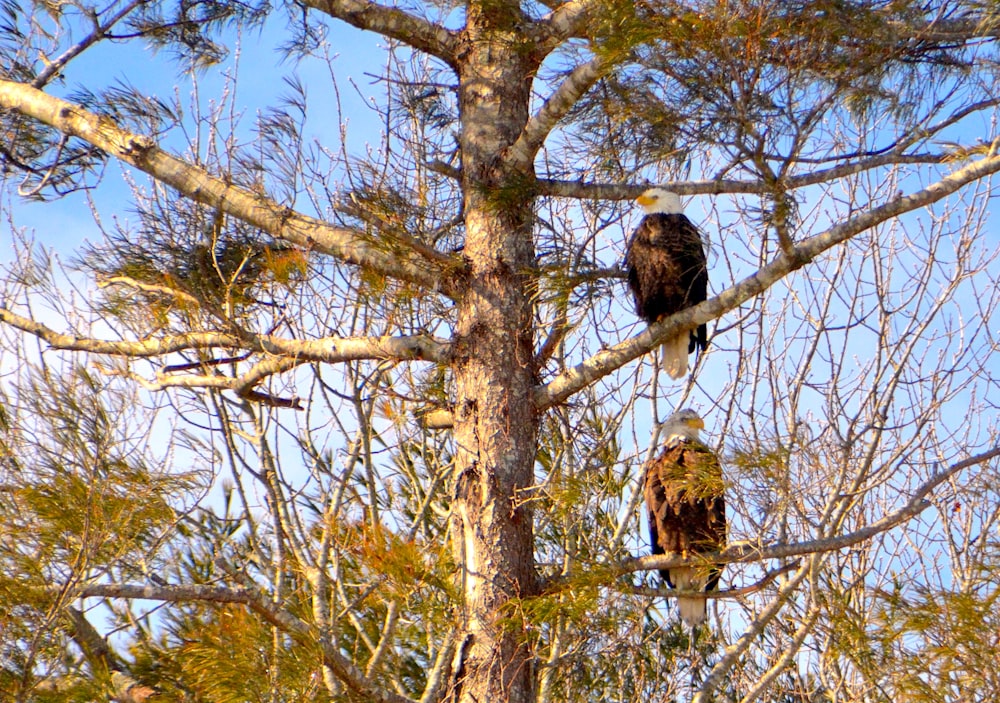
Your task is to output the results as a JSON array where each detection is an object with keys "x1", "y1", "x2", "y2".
[{"x1": 450, "y1": 5, "x2": 540, "y2": 702}]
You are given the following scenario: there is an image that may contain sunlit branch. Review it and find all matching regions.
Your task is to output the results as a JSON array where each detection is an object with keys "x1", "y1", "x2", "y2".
[
  {"x1": 508, "y1": 54, "x2": 610, "y2": 167},
  {"x1": 0, "y1": 306, "x2": 238, "y2": 356},
  {"x1": 539, "y1": 0, "x2": 605, "y2": 41},
  {"x1": 627, "y1": 560, "x2": 801, "y2": 599},
  {"x1": 99, "y1": 276, "x2": 201, "y2": 307},
  {"x1": 0, "y1": 81, "x2": 463, "y2": 296},
  {"x1": 534, "y1": 302, "x2": 571, "y2": 371},
  {"x1": 365, "y1": 601, "x2": 400, "y2": 678},
  {"x1": 694, "y1": 563, "x2": 813, "y2": 703},
  {"x1": 113, "y1": 357, "x2": 311, "y2": 408},
  {"x1": 740, "y1": 603, "x2": 823, "y2": 703},
  {"x1": 76, "y1": 580, "x2": 416, "y2": 703},
  {"x1": 534, "y1": 152, "x2": 954, "y2": 200},
  {"x1": 300, "y1": 0, "x2": 459, "y2": 67},
  {"x1": 113, "y1": 363, "x2": 303, "y2": 407},
  {"x1": 419, "y1": 629, "x2": 459, "y2": 703},
  {"x1": 0, "y1": 306, "x2": 450, "y2": 364}
]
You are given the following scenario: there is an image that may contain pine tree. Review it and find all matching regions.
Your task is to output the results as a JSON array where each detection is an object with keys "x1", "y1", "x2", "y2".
[{"x1": 4, "y1": 1, "x2": 1000, "y2": 701}]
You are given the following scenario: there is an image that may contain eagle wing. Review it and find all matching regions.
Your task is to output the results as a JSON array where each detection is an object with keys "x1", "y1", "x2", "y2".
[{"x1": 625, "y1": 213, "x2": 708, "y2": 352}]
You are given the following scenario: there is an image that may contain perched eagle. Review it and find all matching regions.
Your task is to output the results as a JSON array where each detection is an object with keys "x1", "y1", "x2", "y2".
[
  {"x1": 625, "y1": 188, "x2": 708, "y2": 379},
  {"x1": 643, "y1": 409, "x2": 726, "y2": 628}
]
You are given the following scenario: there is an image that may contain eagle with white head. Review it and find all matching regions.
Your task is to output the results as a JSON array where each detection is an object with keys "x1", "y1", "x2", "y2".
[
  {"x1": 625, "y1": 188, "x2": 709, "y2": 379},
  {"x1": 643, "y1": 408, "x2": 726, "y2": 628}
]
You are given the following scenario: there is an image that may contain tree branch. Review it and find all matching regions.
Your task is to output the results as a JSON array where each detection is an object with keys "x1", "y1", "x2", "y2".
[
  {"x1": 897, "y1": 16, "x2": 1000, "y2": 42},
  {"x1": 538, "y1": 0, "x2": 606, "y2": 42},
  {"x1": 627, "y1": 560, "x2": 802, "y2": 599},
  {"x1": 427, "y1": 149, "x2": 953, "y2": 201},
  {"x1": 64, "y1": 606, "x2": 119, "y2": 672},
  {"x1": 0, "y1": 306, "x2": 450, "y2": 364},
  {"x1": 33, "y1": 1, "x2": 146, "y2": 88},
  {"x1": 0, "y1": 80, "x2": 464, "y2": 297},
  {"x1": 300, "y1": 0, "x2": 459, "y2": 68},
  {"x1": 1, "y1": 304, "x2": 447, "y2": 406},
  {"x1": 534, "y1": 151, "x2": 954, "y2": 200},
  {"x1": 76, "y1": 581, "x2": 417, "y2": 703},
  {"x1": 507, "y1": 54, "x2": 610, "y2": 167},
  {"x1": 694, "y1": 563, "x2": 813, "y2": 703}
]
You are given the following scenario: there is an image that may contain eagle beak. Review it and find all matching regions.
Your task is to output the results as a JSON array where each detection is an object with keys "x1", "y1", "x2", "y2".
[
  {"x1": 636, "y1": 194, "x2": 656, "y2": 207},
  {"x1": 689, "y1": 417, "x2": 705, "y2": 430}
]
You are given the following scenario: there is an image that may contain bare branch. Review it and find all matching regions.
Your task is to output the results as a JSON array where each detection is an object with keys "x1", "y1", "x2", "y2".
[
  {"x1": 32, "y1": 2, "x2": 147, "y2": 88},
  {"x1": 627, "y1": 560, "x2": 802, "y2": 600},
  {"x1": 538, "y1": 0, "x2": 605, "y2": 42},
  {"x1": 0, "y1": 80, "x2": 464, "y2": 296},
  {"x1": 693, "y1": 563, "x2": 813, "y2": 703},
  {"x1": 0, "y1": 306, "x2": 450, "y2": 364},
  {"x1": 0, "y1": 306, "x2": 240, "y2": 357},
  {"x1": 739, "y1": 603, "x2": 823, "y2": 703},
  {"x1": 507, "y1": 54, "x2": 610, "y2": 167},
  {"x1": 534, "y1": 152, "x2": 954, "y2": 200},
  {"x1": 76, "y1": 580, "x2": 416, "y2": 703},
  {"x1": 300, "y1": 0, "x2": 459, "y2": 67},
  {"x1": 99, "y1": 276, "x2": 201, "y2": 307},
  {"x1": 108, "y1": 356, "x2": 309, "y2": 409},
  {"x1": 419, "y1": 628, "x2": 458, "y2": 703}
]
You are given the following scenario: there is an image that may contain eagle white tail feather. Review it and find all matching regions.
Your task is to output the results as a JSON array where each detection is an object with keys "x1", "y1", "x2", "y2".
[
  {"x1": 661, "y1": 336, "x2": 689, "y2": 379},
  {"x1": 670, "y1": 566, "x2": 708, "y2": 628}
]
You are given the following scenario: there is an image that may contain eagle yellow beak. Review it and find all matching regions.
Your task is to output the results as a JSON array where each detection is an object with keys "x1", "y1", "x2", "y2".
[
  {"x1": 636, "y1": 193, "x2": 656, "y2": 207},
  {"x1": 687, "y1": 417, "x2": 705, "y2": 430}
]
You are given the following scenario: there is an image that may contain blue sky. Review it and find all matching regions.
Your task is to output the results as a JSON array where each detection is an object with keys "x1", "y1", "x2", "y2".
[{"x1": 3, "y1": 11, "x2": 391, "y2": 256}]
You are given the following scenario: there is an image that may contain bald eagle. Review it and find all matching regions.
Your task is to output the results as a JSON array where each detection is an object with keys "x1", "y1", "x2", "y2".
[
  {"x1": 625, "y1": 188, "x2": 708, "y2": 379},
  {"x1": 643, "y1": 409, "x2": 726, "y2": 628}
]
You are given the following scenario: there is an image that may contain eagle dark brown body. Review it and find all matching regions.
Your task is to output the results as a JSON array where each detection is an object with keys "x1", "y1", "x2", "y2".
[
  {"x1": 643, "y1": 425, "x2": 726, "y2": 627},
  {"x1": 625, "y1": 212, "x2": 709, "y2": 354}
]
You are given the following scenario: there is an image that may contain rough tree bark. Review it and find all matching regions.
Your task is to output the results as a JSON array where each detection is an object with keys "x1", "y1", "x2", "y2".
[{"x1": 448, "y1": 4, "x2": 543, "y2": 702}]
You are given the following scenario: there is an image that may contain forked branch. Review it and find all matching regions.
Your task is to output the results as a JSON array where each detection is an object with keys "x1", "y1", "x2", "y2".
[
  {"x1": 0, "y1": 306, "x2": 450, "y2": 364},
  {"x1": 300, "y1": 0, "x2": 459, "y2": 67}
]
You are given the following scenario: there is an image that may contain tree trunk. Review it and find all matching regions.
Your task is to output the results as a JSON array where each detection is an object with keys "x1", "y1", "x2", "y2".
[{"x1": 450, "y1": 5, "x2": 540, "y2": 703}]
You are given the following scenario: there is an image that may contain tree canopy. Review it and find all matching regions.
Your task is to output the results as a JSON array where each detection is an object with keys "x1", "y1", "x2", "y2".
[{"x1": 3, "y1": 1, "x2": 1000, "y2": 702}]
